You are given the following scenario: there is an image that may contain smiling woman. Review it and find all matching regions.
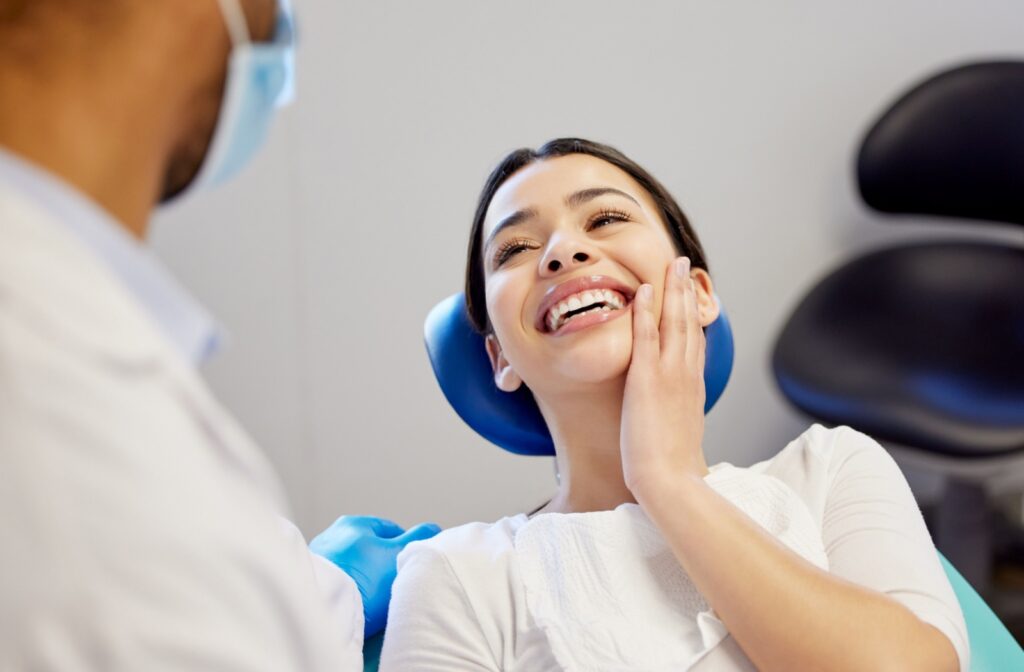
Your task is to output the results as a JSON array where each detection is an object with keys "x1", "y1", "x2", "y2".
[
  {"x1": 465, "y1": 138, "x2": 709, "y2": 336},
  {"x1": 378, "y1": 138, "x2": 968, "y2": 671},
  {"x1": 468, "y1": 141, "x2": 720, "y2": 407}
]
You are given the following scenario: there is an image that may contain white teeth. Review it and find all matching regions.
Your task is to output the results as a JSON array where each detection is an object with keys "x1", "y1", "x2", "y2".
[
  {"x1": 604, "y1": 290, "x2": 624, "y2": 309},
  {"x1": 545, "y1": 288, "x2": 629, "y2": 332}
]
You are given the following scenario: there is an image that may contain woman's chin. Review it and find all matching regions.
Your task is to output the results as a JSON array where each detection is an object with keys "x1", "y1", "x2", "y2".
[
  {"x1": 560, "y1": 363, "x2": 630, "y2": 385},
  {"x1": 550, "y1": 335, "x2": 633, "y2": 384}
]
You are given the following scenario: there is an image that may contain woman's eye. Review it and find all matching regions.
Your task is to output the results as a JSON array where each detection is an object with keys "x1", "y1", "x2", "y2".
[
  {"x1": 494, "y1": 240, "x2": 534, "y2": 267},
  {"x1": 502, "y1": 244, "x2": 527, "y2": 261},
  {"x1": 589, "y1": 210, "x2": 630, "y2": 230}
]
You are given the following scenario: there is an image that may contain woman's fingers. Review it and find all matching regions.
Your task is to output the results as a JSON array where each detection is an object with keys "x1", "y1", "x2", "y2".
[
  {"x1": 697, "y1": 308, "x2": 707, "y2": 372},
  {"x1": 684, "y1": 273, "x2": 702, "y2": 370},
  {"x1": 631, "y1": 283, "x2": 659, "y2": 369},
  {"x1": 659, "y1": 257, "x2": 690, "y2": 361},
  {"x1": 692, "y1": 276, "x2": 708, "y2": 403}
]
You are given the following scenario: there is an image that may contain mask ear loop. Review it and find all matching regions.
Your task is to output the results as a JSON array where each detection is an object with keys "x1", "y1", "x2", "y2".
[{"x1": 215, "y1": 0, "x2": 252, "y2": 46}]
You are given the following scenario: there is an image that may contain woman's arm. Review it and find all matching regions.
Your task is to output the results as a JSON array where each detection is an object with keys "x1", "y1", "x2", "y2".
[
  {"x1": 639, "y1": 471, "x2": 959, "y2": 672},
  {"x1": 620, "y1": 258, "x2": 960, "y2": 672}
]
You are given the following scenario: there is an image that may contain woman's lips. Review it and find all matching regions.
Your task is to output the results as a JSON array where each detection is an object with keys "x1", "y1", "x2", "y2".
[{"x1": 535, "y1": 275, "x2": 636, "y2": 335}]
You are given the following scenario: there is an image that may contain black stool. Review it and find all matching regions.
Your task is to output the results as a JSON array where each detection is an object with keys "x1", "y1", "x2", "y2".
[{"x1": 772, "y1": 61, "x2": 1024, "y2": 596}]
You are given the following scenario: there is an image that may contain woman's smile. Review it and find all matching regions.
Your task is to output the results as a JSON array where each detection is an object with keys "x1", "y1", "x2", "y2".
[{"x1": 536, "y1": 274, "x2": 635, "y2": 335}]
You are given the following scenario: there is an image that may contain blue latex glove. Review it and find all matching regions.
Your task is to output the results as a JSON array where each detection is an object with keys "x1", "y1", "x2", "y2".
[{"x1": 309, "y1": 515, "x2": 441, "y2": 638}]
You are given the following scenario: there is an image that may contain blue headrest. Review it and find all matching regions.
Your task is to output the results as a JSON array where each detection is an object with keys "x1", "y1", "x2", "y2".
[{"x1": 424, "y1": 293, "x2": 735, "y2": 456}]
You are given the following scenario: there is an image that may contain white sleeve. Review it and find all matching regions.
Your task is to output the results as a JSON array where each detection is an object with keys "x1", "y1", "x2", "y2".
[
  {"x1": 379, "y1": 544, "x2": 498, "y2": 671},
  {"x1": 277, "y1": 518, "x2": 365, "y2": 659},
  {"x1": 821, "y1": 427, "x2": 970, "y2": 672},
  {"x1": 0, "y1": 306, "x2": 366, "y2": 672}
]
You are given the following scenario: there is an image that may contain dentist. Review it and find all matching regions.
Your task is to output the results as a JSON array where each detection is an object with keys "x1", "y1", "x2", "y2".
[{"x1": 0, "y1": 0, "x2": 437, "y2": 669}]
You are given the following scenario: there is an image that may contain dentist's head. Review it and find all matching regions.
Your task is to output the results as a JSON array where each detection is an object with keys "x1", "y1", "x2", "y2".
[{"x1": 0, "y1": 0, "x2": 293, "y2": 236}]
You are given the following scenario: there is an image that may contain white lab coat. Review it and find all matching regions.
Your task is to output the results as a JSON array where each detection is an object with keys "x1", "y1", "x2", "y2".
[{"x1": 0, "y1": 181, "x2": 364, "y2": 670}]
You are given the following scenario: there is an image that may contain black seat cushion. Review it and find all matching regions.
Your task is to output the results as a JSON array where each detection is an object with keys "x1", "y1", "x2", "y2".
[
  {"x1": 858, "y1": 61, "x2": 1024, "y2": 226},
  {"x1": 772, "y1": 241, "x2": 1024, "y2": 458}
]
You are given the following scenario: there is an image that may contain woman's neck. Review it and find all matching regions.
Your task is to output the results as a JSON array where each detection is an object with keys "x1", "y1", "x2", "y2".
[{"x1": 533, "y1": 378, "x2": 637, "y2": 515}]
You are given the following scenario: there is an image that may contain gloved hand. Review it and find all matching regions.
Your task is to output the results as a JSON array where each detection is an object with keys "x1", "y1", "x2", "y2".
[{"x1": 309, "y1": 515, "x2": 441, "y2": 638}]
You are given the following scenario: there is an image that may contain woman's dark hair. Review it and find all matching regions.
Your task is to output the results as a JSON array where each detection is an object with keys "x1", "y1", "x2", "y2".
[{"x1": 465, "y1": 137, "x2": 710, "y2": 334}]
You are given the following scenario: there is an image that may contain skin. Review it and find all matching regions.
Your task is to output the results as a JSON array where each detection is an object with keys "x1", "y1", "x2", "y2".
[
  {"x1": 481, "y1": 154, "x2": 959, "y2": 671},
  {"x1": 482, "y1": 154, "x2": 719, "y2": 514},
  {"x1": 0, "y1": 0, "x2": 277, "y2": 239}
]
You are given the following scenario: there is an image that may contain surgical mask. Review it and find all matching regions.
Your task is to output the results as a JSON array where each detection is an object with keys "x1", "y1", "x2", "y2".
[{"x1": 175, "y1": 0, "x2": 296, "y2": 198}]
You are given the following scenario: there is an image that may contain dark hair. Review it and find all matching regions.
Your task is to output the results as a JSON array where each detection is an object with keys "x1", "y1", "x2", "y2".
[{"x1": 464, "y1": 138, "x2": 710, "y2": 333}]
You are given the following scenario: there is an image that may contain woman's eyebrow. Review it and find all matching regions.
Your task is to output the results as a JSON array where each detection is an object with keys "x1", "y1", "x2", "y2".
[
  {"x1": 566, "y1": 187, "x2": 640, "y2": 209},
  {"x1": 484, "y1": 207, "x2": 538, "y2": 250}
]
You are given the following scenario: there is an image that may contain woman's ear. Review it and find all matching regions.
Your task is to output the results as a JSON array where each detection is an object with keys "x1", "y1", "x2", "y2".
[
  {"x1": 485, "y1": 334, "x2": 523, "y2": 393},
  {"x1": 690, "y1": 268, "x2": 721, "y2": 328}
]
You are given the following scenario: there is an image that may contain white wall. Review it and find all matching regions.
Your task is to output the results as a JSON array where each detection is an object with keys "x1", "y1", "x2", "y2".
[{"x1": 152, "y1": 0, "x2": 1024, "y2": 536}]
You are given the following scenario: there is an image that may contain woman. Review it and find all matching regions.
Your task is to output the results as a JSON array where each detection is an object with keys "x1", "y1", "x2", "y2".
[{"x1": 380, "y1": 139, "x2": 968, "y2": 671}]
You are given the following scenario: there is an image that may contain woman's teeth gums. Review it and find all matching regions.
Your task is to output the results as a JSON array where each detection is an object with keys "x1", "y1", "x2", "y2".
[{"x1": 546, "y1": 289, "x2": 627, "y2": 332}]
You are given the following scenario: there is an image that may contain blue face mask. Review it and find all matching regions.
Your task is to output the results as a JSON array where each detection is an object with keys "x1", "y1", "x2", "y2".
[{"x1": 183, "y1": 0, "x2": 296, "y2": 194}]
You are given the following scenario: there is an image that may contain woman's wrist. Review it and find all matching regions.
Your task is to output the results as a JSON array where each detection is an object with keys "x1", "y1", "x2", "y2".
[{"x1": 629, "y1": 458, "x2": 710, "y2": 509}]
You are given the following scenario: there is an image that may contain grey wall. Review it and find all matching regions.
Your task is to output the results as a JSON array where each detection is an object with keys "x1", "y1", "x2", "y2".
[{"x1": 151, "y1": 0, "x2": 1024, "y2": 536}]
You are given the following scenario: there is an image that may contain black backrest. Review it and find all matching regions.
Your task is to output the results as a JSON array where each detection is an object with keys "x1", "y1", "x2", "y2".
[{"x1": 857, "y1": 61, "x2": 1024, "y2": 227}]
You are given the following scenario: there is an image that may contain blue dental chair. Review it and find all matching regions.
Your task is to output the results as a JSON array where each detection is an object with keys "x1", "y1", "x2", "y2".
[
  {"x1": 423, "y1": 293, "x2": 736, "y2": 455},
  {"x1": 357, "y1": 293, "x2": 1021, "y2": 671}
]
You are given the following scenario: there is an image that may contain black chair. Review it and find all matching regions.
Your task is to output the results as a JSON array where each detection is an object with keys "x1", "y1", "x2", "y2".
[{"x1": 772, "y1": 61, "x2": 1024, "y2": 596}]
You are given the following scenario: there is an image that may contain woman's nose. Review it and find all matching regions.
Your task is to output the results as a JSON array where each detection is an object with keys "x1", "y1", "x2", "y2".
[{"x1": 539, "y1": 236, "x2": 597, "y2": 277}]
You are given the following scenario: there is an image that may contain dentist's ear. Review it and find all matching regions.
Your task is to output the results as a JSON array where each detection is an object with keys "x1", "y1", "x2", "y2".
[{"x1": 485, "y1": 334, "x2": 523, "y2": 393}]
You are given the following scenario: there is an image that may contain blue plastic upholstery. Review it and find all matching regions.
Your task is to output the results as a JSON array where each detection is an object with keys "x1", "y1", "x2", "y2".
[
  {"x1": 363, "y1": 634, "x2": 383, "y2": 671},
  {"x1": 424, "y1": 292, "x2": 735, "y2": 456}
]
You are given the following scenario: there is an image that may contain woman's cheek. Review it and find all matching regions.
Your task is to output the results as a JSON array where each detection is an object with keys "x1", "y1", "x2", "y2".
[
  {"x1": 485, "y1": 272, "x2": 538, "y2": 374},
  {"x1": 486, "y1": 274, "x2": 525, "y2": 333}
]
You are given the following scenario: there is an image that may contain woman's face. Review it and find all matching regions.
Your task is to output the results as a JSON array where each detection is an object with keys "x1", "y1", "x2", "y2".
[{"x1": 480, "y1": 154, "x2": 715, "y2": 397}]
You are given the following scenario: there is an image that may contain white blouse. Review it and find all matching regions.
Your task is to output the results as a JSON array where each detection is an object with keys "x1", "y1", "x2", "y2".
[{"x1": 380, "y1": 425, "x2": 969, "y2": 671}]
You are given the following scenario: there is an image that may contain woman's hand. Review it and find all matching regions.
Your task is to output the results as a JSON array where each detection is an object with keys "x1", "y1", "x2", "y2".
[{"x1": 620, "y1": 256, "x2": 709, "y2": 501}]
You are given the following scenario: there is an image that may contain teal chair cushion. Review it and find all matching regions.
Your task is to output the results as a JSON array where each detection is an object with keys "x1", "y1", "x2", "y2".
[
  {"x1": 938, "y1": 551, "x2": 1024, "y2": 671},
  {"x1": 363, "y1": 632, "x2": 383, "y2": 672},
  {"x1": 362, "y1": 552, "x2": 1022, "y2": 671}
]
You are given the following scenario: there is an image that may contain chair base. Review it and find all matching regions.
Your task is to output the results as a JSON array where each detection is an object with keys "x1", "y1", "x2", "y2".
[
  {"x1": 882, "y1": 439, "x2": 1024, "y2": 496},
  {"x1": 935, "y1": 479, "x2": 994, "y2": 596},
  {"x1": 882, "y1": 438, "x2": 1024, "y2": 599}
]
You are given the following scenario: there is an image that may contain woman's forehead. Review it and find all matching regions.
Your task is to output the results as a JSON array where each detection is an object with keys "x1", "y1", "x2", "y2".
[{"x1": 484, "y1": 155, "x2": 651, "y2": 235}]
